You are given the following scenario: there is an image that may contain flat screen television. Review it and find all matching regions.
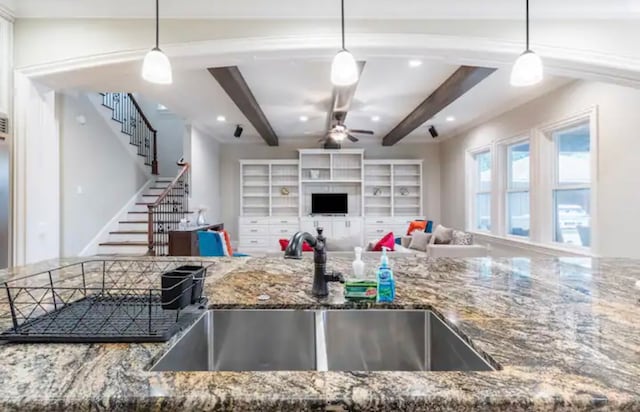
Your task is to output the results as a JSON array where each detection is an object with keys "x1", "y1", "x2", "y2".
[{"x1": 311, "y1": 193, "x2": 348, "y2": 215}]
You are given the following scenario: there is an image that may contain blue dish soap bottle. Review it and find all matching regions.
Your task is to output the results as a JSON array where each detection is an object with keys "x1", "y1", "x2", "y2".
[{"x1": 376, "y1": 247, "x2": 395, "y2": 303}]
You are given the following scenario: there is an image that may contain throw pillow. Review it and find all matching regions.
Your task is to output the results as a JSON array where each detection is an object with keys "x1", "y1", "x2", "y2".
[
  {"x1": 431, "y1": 224, "x2": 454, "y2": 244},
  {"x1": 425, "y1": 220, "x2": 434, "y2": 233},
  {"x1": 451, "y1": 230, "x2": 473, "y2": 245},
  {"x1": 278, "y1": 239, "x2": 313, "y2": 252},
  {"x1": 373, "y1": 232, "x2": 395, "y2": 252},
  {"x1": 408, "y1": 231, "x2": 432, "y2": 252},
  {"x1": 366, "y1": 241, "x2": 376, "y2": 252},
  {"x1": 220, "y1": 229, "x2": 234, "y2": 255}
]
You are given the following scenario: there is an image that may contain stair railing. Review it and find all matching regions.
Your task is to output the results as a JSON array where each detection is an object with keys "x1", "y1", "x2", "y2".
[
  {"x1": 147, "y1": 163, "x2": 190, "y2": 256},
  {"x1": 100, "y1": 92, "x2": 159, "y2": 175}
]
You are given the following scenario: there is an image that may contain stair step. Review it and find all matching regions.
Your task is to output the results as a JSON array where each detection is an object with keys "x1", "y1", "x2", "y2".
[
  {"x1": 142, "y1": 194, "x2": 184, "y2": 197},
  {"x1": 128, "y1": 211, "x2": 193, "y2": 214},
  {"x1": 99, "y1": 241, "x2": 168, "y2": 247},
  {"x1": 109, "y1": 230, "x2": 166, "y2": 235},
  {"x1": 118, "y1": 220, "x2": 184, "y2": 224}
]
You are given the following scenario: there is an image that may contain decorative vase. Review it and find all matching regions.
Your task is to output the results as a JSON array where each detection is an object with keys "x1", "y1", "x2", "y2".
[{"x1": 196, "y1": 210, "x2": 207, "y2": 226}]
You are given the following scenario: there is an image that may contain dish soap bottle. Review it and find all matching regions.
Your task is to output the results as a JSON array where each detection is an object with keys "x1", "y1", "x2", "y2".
[
  {"x1": 376, "y1": 247, "x2": 395, "y2": 303},
  {"x1": 352, "y1": 247, "x2": 365, "y2": 279}
]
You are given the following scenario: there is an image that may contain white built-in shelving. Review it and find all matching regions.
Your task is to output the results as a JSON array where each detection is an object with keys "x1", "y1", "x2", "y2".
[
  {"x1": 363, "y1": 160, "x2": 423, "y2": 217},
  {"x1": 238, "y1": 151, "x2": 423, "y2": 252},
  {"x1": 299, "y1": 149, "x2": 364, "y2": 217},
  {"x1": 240, "y1": 160, "x2": 300, "y2": 217}
]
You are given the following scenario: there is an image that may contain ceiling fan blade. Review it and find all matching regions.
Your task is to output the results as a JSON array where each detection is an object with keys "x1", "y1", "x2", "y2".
[
  {"x1": 348, "y1": 129, "x2": 375, "y2": 135},
  {"x1": 347, "y1": 134, "x2": 359, "y2": 143}
]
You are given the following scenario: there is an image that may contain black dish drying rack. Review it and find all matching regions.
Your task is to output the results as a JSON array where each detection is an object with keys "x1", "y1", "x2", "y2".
[{"x1": 0, "y1": 259, "x2": 213, "y2": 343}]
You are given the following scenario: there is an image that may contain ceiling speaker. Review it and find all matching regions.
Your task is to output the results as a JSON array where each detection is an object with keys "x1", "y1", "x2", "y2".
[
  {"x1": 428, "y1": 125, "x2": 438, "y2": 139},
  {"x1": 234, "y1": 125, "x2": 243, "y2": 138}
]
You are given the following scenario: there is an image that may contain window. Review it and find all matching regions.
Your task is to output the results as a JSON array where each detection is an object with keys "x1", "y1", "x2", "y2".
[
  {"x1": 506, "y1": 141, "x2": 530, "y2": 237},
  {"x1": 552, "y1": 123, "x2": 591, "y2": 248},
  {"x1": 472, "y1": 150, "x2": 492, "y2": 231}
]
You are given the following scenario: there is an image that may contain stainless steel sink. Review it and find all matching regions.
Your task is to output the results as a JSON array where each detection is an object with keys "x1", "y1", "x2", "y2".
[
  {"x1": 322, "y1": 310, "x2": 494, "y2": 371},
  {"x1": 150, "y1": 309, "x2": 495, "y2": 372},
  {"x1": 151, "y1": 310, "x2": 316, "y2": 371}
]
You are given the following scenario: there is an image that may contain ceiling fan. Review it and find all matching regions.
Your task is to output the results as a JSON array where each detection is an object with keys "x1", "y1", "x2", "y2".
[{"x1": 318, "y1": 123, "x2": 374, "y2": 144}]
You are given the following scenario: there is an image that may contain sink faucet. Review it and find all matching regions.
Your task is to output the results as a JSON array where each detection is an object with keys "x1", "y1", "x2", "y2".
[{"x1": 284, "y1": 228, "x2": 345, "y2": 297}]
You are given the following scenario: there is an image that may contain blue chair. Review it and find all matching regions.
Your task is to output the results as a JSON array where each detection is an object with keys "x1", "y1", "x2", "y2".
[{"x1": 198, "y1": 231, "x2": 249, "y2": 257}]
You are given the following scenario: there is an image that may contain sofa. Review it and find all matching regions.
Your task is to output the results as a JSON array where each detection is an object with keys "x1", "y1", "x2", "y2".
[{"x1": 397, "y1": 225, "x2": 488, "y2": 258}]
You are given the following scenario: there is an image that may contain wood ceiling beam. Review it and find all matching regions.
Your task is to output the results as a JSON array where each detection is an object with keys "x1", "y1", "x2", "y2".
[
  {"x1": 208, "y1": 66, "x2": 279, "y2": 146},
  {"x1": 381, "y1": 66, "x2": 497, "y2": 146},
  {"x1": 326, "y1": 61, "x2": 366, "y2": 129}
]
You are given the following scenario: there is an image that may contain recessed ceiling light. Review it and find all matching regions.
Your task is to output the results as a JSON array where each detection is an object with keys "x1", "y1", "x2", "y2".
[
  {"x1": 371, "y1": 115, "x2": 380, "y2": 122},
  {"x1": 216, "y1": 115, "x2": 226, "y2": 122},
  {"x1": 446, "y1": 116, "x2": 456, "y2": 122},
  {"x1": 408, "y1": 59, "x2": 423, "y2": 68},
  {"x1": 299, "y1": 115, "x2": 309, "y2": 122}
]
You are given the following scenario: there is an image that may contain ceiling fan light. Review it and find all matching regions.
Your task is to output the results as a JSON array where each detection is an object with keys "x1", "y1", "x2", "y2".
[
  {"x1": 510, "y1": 50, "x2": 543, "y2": 87},
  {"x1": 331, "y1": 50, "x2": 358, "y2": 86},
  {"x1": 142, "y1": 47, "x2": 173, "y2": 85}
]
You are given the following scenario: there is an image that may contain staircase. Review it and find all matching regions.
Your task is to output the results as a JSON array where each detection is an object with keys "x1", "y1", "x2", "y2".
[
  {"x1": 99, "y1": 92, "x2": 158, "y2": 175},
  {"x1": 95, "y1": 93, "x2": 191, "y2": 256},
  {"x1": 97, "y1": 177, "x2": 183, "y2": 255}
]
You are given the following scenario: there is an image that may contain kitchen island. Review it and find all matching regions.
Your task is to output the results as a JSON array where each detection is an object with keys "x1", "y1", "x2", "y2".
[{"x1": 0, "y1": 255, "x2": 638, "y2": 411}]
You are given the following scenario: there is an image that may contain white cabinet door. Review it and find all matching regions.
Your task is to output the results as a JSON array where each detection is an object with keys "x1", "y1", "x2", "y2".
[
  {"x1": 332, "y1": 218, "x2": 363, "y2": 244},
  {"x1": 300, "y1": 218, "x2": 333, "y2": 238}
]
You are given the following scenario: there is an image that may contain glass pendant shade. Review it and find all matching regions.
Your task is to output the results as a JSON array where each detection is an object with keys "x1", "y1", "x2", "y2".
[
  {"x1": 331, "y1": 49, "x2": 358, "y2": 86},
  {"x1": 510, "y1": 50, "x2": 543, "y2": 87},
  {"x1": 142, "y1": 47, "x2": 173, "y2": 85}
]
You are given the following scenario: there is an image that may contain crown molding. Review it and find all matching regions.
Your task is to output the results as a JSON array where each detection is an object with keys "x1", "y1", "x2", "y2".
[
  {"x1": 0, "y1": 4, "x2": 15, "y2": 22},
  {"x1": 16, "y1": 32, "x2": 640, "y2": 88}
]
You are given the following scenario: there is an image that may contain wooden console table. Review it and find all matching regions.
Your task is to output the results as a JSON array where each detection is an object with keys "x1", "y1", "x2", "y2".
[{"x1": 168, "y1": 223, "x2": 224, "y2": 256}]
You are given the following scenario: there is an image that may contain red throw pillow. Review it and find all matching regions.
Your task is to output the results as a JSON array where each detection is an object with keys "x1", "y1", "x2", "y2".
[
  {"x1": 373, "y1": 232, "x2": 395, "y2": 252},
  {"x1": 279, "y1": 239, "x2": 313, "y2": 252}
]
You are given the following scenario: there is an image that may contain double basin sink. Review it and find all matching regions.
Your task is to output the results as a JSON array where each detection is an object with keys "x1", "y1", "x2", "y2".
[{"x1": 151, "y1": 309, "x2": 495, "y2": 372}]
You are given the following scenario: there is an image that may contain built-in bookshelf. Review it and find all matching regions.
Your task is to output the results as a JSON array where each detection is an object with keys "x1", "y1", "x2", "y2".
[
  {"x1": 270, "y1": 161, "x2": 299, "y2": 216},
  {"x1": 299, "y1": 149, "x2": 364, "y2": 216},
  {"x1": 240, "y1": 160, "x2": 300, "y2": 216},
  {"x1": 240, "y1": 162, "x2": 270, "y2": 216},
  {"x1": 364, "y1": 162, "x2": 392, "y2": 217},
  {"x1": 363, "y1": 160, "x2": 423, "y2": 217}
]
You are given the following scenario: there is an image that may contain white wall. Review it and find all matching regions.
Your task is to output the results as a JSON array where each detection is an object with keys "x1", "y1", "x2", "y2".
[
  {"x1": 219, "y1": 143, "x2": 440, "y2": 239},
  {"x1": 189, "y1": 128, "x2": 221, "y2": 224},
  {"x1": 440, "y1": 80, "x2": 640, "y2": 258},
  {"x1": 58, "y1": 92, "x2": 148, "y2": 256},
  {"x1": 135, "y1": 96, "x2": 185, "y2": 177},
  {"x1": 13, "y1": 74, "x2": 59, "y2": 264}
]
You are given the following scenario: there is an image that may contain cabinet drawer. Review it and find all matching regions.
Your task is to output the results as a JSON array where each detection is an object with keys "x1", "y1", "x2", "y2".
[
  {"x1": 270, "y1": 225, "x2": 300, "y2": 237},
  {"x1": 268, "y1": 217, "x2": 299, "y2": 226},
  {"x1": 239, "y1": 237, "x2": 269, "y2": 248},
  {"x1": 366, "y1": 227, "x2": 394, "y2": 237},
  {"x1": 365, "y1": 217, "x2": 394, "y2": 225},
  {"x1": 239, "y1": 225, "x2": 269, "y2": 236},
  {"x1": 239, "y1": 217, "x2": 269, "y2": 226}
]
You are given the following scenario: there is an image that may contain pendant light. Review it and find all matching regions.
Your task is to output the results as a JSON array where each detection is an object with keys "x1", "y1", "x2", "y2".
[
  {"x1": 510, "y1": 0, "x2": 543, "y2": 87},
  {"x1": 142, "y1": 0, "x2": 173, "y2": 85},
  {"x1": 330, "y1": 0, "x2": 358, "y2": 86}
]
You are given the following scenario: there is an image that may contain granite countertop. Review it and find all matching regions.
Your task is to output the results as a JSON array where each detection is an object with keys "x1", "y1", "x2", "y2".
[{"x1": 0, "y1": 255, "x2": 638, "y2": 411}]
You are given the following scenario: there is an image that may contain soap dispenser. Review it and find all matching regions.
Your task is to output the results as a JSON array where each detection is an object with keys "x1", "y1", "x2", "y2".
[
  {"x1": 352, "y1": 247, "x2": 365, "y2": 279},
  {"x1": 376, "y1": 247, "x2": 395, "y2": 303}
]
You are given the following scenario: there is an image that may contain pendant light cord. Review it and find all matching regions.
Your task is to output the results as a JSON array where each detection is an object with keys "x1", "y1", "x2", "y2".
[
  {"x1": 525, "y1": 0, "x2": 530, "y2": 51},
  {"x1": 155, "y1": 0, "x2": 160, "y2": 49},
  {"x1": 341, "y1": 0, "x2": 346, "y2": 50}
]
